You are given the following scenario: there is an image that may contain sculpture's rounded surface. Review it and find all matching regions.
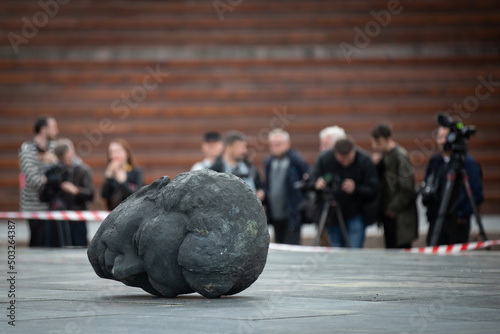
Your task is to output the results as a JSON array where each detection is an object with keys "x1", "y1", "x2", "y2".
[{"x1": 87, "y1": 169, "x2": 270, "y2": 298}]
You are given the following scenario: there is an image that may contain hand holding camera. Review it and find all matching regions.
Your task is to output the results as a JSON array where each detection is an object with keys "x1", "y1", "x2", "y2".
[{"x1": 314, "y1": 176, "x2": 327, "y2": 191}]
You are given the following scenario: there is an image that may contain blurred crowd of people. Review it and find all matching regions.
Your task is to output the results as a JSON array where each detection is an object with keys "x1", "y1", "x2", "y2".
[
  {"x1": 19, "y1": 115, "x2": 483, "y2": 248},
  {"x1": 19, "y1": 116, "x2": 143, "y2": 247}
]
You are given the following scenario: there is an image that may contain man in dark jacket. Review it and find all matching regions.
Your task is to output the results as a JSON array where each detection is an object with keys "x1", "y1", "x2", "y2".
[
  {"x1": 264, "y1": 129, "x2": 309, "y2": 245},
  {"x1": 371, "y1": 123, "x2": 418, "y2": 248},
  {"x1": 423, "y1": 127, "x2": 483, "y2": 245},
  {"x1": 40, "y1": 139, "x2": 94, "y2": 247},
  {"x1": 309, "y1": 138, "x2": 379, "y2": 248},
  {"x1": 210, "y1": 131, "x2": 265, "y2": 201}
]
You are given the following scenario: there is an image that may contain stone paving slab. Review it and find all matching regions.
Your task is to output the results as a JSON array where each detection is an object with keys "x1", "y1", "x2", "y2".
[{"x1": 1, "y1": 248, "x2": 499, "y2": 333}]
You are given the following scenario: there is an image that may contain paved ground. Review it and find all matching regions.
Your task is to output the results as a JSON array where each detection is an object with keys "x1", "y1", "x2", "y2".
[{"x1": 1, "y1": 247, "x2": 499, "y2": 333}]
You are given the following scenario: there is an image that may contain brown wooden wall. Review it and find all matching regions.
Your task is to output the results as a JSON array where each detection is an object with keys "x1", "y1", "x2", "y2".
[{"x1": 1, "y1": 0, "x2": 499, "y2": 213}]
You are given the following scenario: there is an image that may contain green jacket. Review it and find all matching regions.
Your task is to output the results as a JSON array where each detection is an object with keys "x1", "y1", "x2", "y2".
[{"x1": 380, "y1": 144, "x2": 418, "y2": 246}]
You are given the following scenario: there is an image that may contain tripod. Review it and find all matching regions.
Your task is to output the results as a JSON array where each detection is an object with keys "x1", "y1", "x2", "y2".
[
  {"x1": 429, "y1": 153, "x2": 487, "y2": 247},
  {"x1": 313, "y1": 188, "x2": 350, "y2": 248}
]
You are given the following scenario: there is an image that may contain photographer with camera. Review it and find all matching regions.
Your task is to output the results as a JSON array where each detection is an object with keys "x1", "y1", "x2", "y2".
[
  {"x1": 308, "y1": 138, "x2": 379, "y2": 248},
  {"x1": 39, "y1": 139, "x2": 94, "y2": 247},
  {"x1": 210, "y1": 131, "x2": 265, "y2": 201},
  {"x1": 422, "y1": 125, "x2": 483, "y2": 246}
]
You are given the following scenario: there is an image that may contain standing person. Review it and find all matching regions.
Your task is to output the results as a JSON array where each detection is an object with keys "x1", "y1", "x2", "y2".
[
  {"x1": 40, "y1": 139, "x2": 94, "y2": 247},
  {"x1": 371, "y1": 124, "x2": 418, "y2": 249},
  {"x1": 422, "y1": 127, "x2": 483, "y2": 246},
  {"x1": 309, "y1": 138, "x2": 379, "y2": 248},
  {"x1": 102, "y1": 139, "x2": 143, "y2": 211},
  {"x1": 19, "y1": 116, "x2": 59, "y2": 247},
  {"x1": 210, "y1": 131, "x2": 265, "y2": 201},
  {"x1": 191, "y1": 132, "x2": 224, "y2": 171},
  {"x1": 264, "y1": 129, "x2": 309, "y2": 245},
  {"x1": 316, "y1": 125, "x2": 347, "y2": 246}
]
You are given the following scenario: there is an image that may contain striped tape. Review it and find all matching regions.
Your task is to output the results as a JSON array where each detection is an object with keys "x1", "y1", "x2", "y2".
[
  {"x1": 404, "y1": 240, "x2": 500, "y2": 254},
  {"x1": 0, "y1": 211, "x2": 110, "y2": 222},
  {"x1": 269, "y1": 240, "x2": 499, "y2": 254},
  {"x1": 1, "y1": 211, "x2": 498, "y2": 254}
]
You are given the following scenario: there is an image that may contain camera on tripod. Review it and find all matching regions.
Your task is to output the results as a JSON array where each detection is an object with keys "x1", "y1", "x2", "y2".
[
  {"x1": 419, "y1": 113, "x2": 476, "y2": 203},
  {"x1": 322, "y1": 173, "x2": 342, "y2": 197},
  {"x1": 436, "y1": 112, "x2": 476, "y2": 155},
  {"x1": 425, "y1": 112, "x2": 488, "y2": 246},
  {"x1": 294, "y1": 173, "x2": 342, "y2": 196}
]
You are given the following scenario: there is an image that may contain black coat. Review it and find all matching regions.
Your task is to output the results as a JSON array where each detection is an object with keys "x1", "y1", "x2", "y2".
[
  {"x1": 101, "y1": 167, "x2": 143, "y2": 211},
  {"x1": 40, "y1": 162, "x2": 94, "y2": 211},
  {"x1": 308, "y1": 148, "x2": 379, "y2": 224}
]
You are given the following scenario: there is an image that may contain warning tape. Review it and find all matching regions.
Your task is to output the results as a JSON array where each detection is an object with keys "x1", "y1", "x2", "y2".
[
  {"x1": 404, "y1": 240, "x2": 500, "y2": 254},
  {"x1": 1, "y1": 211, "x2": 499, "y2": 254},
  {"x1": 0, "y1": 211, "x2": 110, "y2": 222},
  {"x1": 269, "y1": 239, "x2": 500, "y2": 254}
]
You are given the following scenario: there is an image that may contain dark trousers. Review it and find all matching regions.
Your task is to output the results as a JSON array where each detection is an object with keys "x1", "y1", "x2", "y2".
[
  {"x1": 29, "y1": 219, "x2": 46, "y2": 247},
  {"x1": 383, "y1": 216, "x2": 411, "y2": 249},
  {"x1": 29, "y1": 219, "x2": 87, "y2": 247},
  {"x1": 270, "y1": 219, "x2": 301, "y2": 245},
  {"x1": 70, "y1": 221, "x2": 88, "y2": 247}
]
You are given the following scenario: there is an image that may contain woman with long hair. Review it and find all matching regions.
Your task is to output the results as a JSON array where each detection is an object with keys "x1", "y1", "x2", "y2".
[{"x1": 101, "y1": 139, "x2": 143, "y2": 210}]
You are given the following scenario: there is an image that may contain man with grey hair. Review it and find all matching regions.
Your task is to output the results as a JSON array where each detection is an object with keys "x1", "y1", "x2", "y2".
[
  {"x1": 39, "y1": 139, "x2": 94, "y2": 247},
  {"x1": 312, "y1": 125, "x2": 346, "y2": 246},
  {"x1": 319, "y1": 126, "x2": 346, "y2": 152},
  {"x1": 264, "y1": 129, "x2": 309, "y2": 244}
]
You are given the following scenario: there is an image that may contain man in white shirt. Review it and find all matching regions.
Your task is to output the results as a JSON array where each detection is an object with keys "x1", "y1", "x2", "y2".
[{"x1": 191, "y1": 132, "x2": 223, "y2": 171}]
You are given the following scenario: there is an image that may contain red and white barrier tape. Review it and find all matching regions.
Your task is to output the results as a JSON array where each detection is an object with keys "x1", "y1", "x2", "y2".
[
  {"x1": 404, "y1": 240, "x2": 500, "y2": 254},
  {"x1": 1, "y1": 211, "x2": 498, "y2": 254},
  {"x1": 0, "y1": 211, "x2": 110, "y2": 222},
  {"x1": 269, "y1": 239, "x2": 500, "y2": 254}
]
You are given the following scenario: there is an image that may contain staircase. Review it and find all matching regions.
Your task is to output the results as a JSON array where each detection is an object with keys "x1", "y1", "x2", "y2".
[{"x1": 1, "y1": 0, "x2": 499, "y2": 213}]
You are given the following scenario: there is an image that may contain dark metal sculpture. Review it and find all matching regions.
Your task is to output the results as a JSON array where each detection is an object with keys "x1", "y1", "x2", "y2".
[{"x1": 88, "y1": 169, "x2": 270, "y2": 298}]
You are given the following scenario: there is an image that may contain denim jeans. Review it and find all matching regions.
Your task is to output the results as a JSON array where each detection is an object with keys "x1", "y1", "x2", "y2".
[{"x1": 325, "y1": 214, "x2": 366, "y2": 248}]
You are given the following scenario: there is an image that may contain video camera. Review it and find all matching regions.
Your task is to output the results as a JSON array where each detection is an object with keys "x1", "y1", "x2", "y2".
[
  {"x1": 436, "y1": 112, "x2": 476, "y2": 155},
  {"x1": 420, "y1": 113, "x2": 477, "y2": 204},
  {"x1": 294, "y1": 173, "x2": 342, "y2": 196},
  {"x1": 39, "y1": 163, "x2": 65, "y2": 206},
  {"x1": 46, "y1": 163, "x2": 63, "y2": 185}
]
